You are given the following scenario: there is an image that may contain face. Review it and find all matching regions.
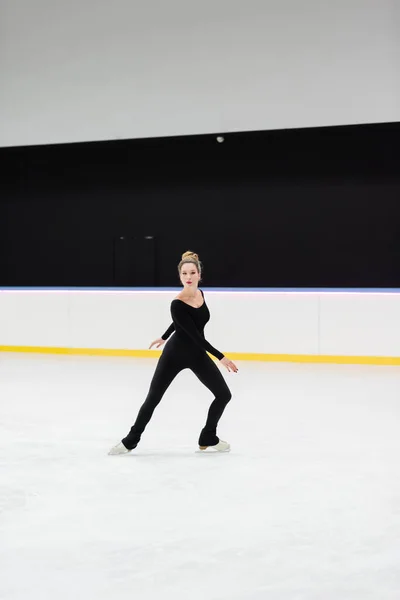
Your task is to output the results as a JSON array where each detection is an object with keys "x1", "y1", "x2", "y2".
[{"x1": 180, "y1": 262, "x2": 201, "y2": 289}]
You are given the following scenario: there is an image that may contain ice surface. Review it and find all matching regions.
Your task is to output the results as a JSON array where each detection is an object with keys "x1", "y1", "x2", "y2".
[{"x1": 1, "y1": 353, "x2": 400, "y2": 600}]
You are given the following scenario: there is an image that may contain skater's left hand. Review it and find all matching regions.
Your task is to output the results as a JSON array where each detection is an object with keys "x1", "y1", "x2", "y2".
[{"x1": 220, "y1": 357, "x2": 238, "y2": 373}]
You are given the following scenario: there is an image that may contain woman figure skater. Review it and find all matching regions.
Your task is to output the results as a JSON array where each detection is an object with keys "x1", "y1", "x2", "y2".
[{"x1": 109, "y1": 251, "x2": 238, "y2": 455}]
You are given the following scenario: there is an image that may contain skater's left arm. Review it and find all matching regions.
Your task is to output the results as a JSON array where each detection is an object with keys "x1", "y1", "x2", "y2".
[{"x1": 170, "y1": 300, "x2": 225, "y2": 360}]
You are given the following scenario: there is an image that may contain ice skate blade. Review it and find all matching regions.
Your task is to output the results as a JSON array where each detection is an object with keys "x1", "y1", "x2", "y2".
[
  {"x1": 197, "y1": 440, "x2": 231, "y2": 453},
  {"x1": 196, "y1": 448, "x2": 231, "y2": 454}
]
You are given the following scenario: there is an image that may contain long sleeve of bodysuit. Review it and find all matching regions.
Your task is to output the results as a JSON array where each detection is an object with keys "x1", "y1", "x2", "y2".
[
  {"x1": 161, "y1": 322, "x2": 175, "y2": 340},
  {"x1": 170, "y1": 300, "x2": 224, "y2": 360}
]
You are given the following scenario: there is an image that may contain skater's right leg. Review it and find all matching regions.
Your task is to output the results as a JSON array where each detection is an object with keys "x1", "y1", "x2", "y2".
[{"x1": 120, "y1": 353, "x2": 182, "y2": 450}]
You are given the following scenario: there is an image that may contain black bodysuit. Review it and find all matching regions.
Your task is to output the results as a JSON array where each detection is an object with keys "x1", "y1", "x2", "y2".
[{"x1": 122, "y1": 290, "x2": 232, "y2": 449}]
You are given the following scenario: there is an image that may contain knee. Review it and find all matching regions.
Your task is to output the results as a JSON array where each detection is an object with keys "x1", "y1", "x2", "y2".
[{"x1": 221, "y1": 389, "x2": 232, "y2": 404}]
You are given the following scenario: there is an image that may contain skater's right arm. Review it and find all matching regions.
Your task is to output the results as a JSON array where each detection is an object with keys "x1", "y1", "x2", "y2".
[
  {"x1": 149, "y1": 322, "x2": 175, "y2": 349},
  {"x1": 161, "y1": 322, "x2": 175, "y2": 340}
]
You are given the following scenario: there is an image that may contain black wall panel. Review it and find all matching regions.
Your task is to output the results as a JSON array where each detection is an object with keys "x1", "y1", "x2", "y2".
[{"x1": 0, "y1": 123, "x2": 399, "y2": 287}]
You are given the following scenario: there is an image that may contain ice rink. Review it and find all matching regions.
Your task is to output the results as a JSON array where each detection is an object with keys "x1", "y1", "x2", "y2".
[{"x1": 1, "y1": 352, "x2": 400, "y2": 600}]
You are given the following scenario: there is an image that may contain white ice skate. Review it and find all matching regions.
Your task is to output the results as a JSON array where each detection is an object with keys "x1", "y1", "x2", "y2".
[
  {"x1": 108, "y1": 442, "x2": 131, "y2": 455},
  {"x1": 198, "y1": 439, "x2": 231, "y2": 453}
]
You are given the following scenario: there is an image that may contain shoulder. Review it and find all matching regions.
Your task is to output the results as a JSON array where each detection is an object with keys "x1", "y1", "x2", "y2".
[
  {"x1": 170, "y1": 299, "x2": 188, "y2": 318},
  {"x1": 171, "y1": 298, "x2": 184, "y2": 309}
]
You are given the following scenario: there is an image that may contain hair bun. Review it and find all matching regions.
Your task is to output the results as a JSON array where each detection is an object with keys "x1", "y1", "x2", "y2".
[{"x1": 181, "y1": 250, "x2": 199, "y2": 261}]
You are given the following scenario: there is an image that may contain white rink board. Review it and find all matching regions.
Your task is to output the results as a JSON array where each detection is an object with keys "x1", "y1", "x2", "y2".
[{"x1": 1, "y1": 288, "x2": 400, "y2": 357}]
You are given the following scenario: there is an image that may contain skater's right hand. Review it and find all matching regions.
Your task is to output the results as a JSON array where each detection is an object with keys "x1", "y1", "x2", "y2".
[{"x1": 149, "y1": 338, "x2": 166, "y2": 349}]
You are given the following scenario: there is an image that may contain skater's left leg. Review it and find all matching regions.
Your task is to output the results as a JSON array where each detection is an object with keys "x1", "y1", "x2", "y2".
[{"x1": 190, "y1": 353, "x2": 232, "y2": 447}]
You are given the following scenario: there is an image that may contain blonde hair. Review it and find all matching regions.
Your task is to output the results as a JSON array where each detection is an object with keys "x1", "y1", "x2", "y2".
[{"x1": 178, "y1": 250, "x2": 202, "y2": 277}]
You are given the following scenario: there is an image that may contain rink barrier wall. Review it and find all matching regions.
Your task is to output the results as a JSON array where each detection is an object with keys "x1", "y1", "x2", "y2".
[
  {"x1": 1, "y1": 345, "x2": 400, "y2": 365},
  {"x1": 1, "y1": 287, "x2": 400, "y2": 366}
]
